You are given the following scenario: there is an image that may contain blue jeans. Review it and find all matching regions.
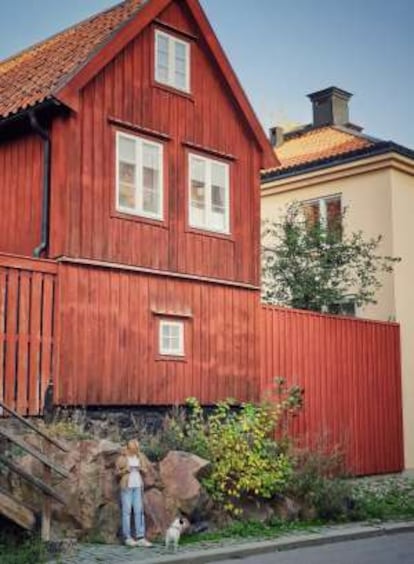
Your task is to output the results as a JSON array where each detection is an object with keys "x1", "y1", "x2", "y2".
[{"x1": 121, "y1": 487, "x2": 145, "y2": 540}]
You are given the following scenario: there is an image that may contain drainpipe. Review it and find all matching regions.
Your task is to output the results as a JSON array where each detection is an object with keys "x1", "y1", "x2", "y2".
[{"x1": 29, "y1": 110, "x2": 51, "y2": 258}]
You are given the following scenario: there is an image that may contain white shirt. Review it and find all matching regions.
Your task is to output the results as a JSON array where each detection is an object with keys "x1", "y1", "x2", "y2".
[{"x1": 127, "y1": 455, "x2": 143, "y2": 488}]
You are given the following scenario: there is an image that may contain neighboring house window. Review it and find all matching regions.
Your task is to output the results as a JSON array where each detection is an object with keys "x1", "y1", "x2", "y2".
[
  {"x1": 159, "y1": 320, "x2": 184, "y2": 356},
  {"x1": 303, "y1": 195, "x2": 342, "y2": 237},
  {"x1": 116, "y1": 131, "x2": 163, "y2": 220},
  {"x1": 155, "y1": 30, "x2": 190, "y2": 92},
  {"x1": 326, "y1": 301, "x2": 356, "y2": 317},
  {"x1": 189, "y1": 154, "x2": 230, "y2": 234}
]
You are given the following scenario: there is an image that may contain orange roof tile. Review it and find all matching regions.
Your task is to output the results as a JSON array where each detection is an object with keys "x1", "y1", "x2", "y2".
[
  {"x1": 0, "y1": 0, "x2": 145, "y2": 119},
  {"x1": 272, "y1": 125, "x2": 373, "y2": 172}
]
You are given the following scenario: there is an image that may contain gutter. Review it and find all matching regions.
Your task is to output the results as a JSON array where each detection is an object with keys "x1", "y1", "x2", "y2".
[{"x1": 28, "y1": 110, "x2": 51, "y2": 258}]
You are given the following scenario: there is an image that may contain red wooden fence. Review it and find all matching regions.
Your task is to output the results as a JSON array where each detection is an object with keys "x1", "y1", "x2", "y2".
[
  {"x1": 0, "y1": 254, "x2": 57, "y2": 416},
  {"x1": 260, "y1": 305, "x2": 404, "y2": 475},
  {"x1": 0, "y1": 252, "x2": 405, "y2": 475}
]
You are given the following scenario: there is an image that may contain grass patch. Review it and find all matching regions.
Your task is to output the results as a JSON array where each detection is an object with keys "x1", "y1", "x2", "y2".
[
  {"x1": 351, "y1": 477, "x2": 414, "y2": 521},
  {"x1": 181, "y1": 518, "x2": 323, "y2": 546},
  {"x1": 0, "y1": 532, "x2": 47, "y2": 564}
]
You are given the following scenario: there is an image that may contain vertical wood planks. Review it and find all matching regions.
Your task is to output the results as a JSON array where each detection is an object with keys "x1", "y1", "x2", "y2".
[
  {"x1": 260, "y1": 305, "x2": 404, "y2": 476},
  {"x1": 0, "y1": 256, "x2": 57, "y2": 416}
]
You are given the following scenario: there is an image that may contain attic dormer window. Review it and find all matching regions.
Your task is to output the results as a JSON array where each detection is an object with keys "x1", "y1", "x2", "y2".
[{"x1": 155, "y1": 30, "x2": 190, "y2": 92}]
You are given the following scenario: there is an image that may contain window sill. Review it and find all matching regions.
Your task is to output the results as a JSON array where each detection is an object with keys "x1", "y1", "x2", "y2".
[
  {"x1": 153, "y1": 82, "x2": 194, "y2": 102},
  {"x1": 185, "y1": 225, "x2": 234, "y2": 242},
  {"x1": 155, "y1": 355, "x2": 187, "y2": 363},
  {"x1": 111, "y1": 210, "x2": 169, "y2": 229}
]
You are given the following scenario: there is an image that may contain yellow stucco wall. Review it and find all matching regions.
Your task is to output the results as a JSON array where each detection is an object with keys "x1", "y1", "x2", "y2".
[
  {"x1": 261, "y1": 161, "x2": 414, "y2": 469},
  {"x1": 261, "y1": 168, "x2": 396, "y2": 321},
  {"x1": 391, "y1": 169, "x2": 414, "y2": 469}
]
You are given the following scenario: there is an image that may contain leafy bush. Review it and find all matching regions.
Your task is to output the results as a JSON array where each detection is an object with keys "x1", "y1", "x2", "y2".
[
  {"x1": 287, "y1": 447, "x2": 352, "y2": 521},
  {"x1": 202, "y1": 399, "x2": 294, "y2": 515},
  {"x1": 140, "y1": 405, "x2": 209, "y2": 461}
]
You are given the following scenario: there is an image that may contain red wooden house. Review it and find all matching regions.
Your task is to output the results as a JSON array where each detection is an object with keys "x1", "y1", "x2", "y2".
[
  {"x1": 0, "y1": 0, "x2": 277, "y2": 409},
  {"x1": 0, "y1": 0, "x2": 404, "y2": 475}
]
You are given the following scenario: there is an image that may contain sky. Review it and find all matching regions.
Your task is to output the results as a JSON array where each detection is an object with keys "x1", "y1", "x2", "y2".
[{"x1": 0, "y1": 0, "x2": 413, "y2": 148}]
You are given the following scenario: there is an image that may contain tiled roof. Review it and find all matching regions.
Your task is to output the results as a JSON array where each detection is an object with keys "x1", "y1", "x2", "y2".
[
  {"x1": 273, "y1": 125, "x2": 374, "y2": 172},
  {"x1": 0, "y1": 0, "x2": 145, "y2": 119}
]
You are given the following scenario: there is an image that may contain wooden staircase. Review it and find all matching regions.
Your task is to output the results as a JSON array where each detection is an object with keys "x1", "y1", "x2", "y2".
[{"x1": 0, "y1": 400, "x2": 70, "y2": 540}]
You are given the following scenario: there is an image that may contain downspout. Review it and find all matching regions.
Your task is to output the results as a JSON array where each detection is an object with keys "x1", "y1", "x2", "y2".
[{"x1": 29, "y1": 110, "x2": 51, "y2": 258}]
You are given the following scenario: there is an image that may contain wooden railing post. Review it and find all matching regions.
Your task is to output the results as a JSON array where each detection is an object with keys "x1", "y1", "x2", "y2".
[{"x1": 41, "y1": 439, "x2": 52, "y2": 542}]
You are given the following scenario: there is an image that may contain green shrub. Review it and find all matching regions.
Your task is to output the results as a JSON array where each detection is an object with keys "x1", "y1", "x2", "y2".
[
  {"x1": 287, "y1": 447, "x2": 352, "y2": 521},
  {"x1": 202, "y1": 399, "x2": 294, "y2": 515}
]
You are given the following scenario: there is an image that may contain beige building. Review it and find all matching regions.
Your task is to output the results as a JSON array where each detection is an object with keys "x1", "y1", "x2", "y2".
[{"x1": 261, "y1": 87, "x2": 414, "y2": 469}]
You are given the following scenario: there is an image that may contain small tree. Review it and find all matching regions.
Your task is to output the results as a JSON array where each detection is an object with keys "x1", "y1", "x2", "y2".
[{"x1": 262, "y1": 202, "x2": 400, "y2": 313}]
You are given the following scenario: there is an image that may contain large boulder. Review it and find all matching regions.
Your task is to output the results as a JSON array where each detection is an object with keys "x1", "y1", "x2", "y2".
[{"x1": 159, "y1": 451, "x2": 212, "y2": 518}]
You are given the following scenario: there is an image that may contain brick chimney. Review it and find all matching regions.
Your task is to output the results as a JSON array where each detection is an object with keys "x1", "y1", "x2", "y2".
[{"x1": 307, "y1": 86, "x2": 352, "y2": 127}]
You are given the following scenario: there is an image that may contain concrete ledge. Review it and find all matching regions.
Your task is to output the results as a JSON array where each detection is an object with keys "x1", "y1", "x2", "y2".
[{"x1": 141, "y1": 521, "x2": 414, "y2": 564}]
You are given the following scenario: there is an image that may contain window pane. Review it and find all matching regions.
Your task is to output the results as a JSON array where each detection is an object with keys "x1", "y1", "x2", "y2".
[
  {"x1": 326, "y1": 197, "x2": 342, "y2": 238},
  {"x1": 303, "y1": 201, "x2": 320, "y2": 229},
  {"x1": 175, "y1": 71, "x2": 186, "y2": 91},
  {"x1": 142, "y1": 144, "x2": 160, "y2": 215},
  {"x1": 118, "y1": 162, "x2": 136, "y2": 209},
  {"x1": 156, "y1": 34, "x2": 169, "y2": 83},
  {"x1": 160, "y1": 322, "x2": 184, "y2": 355},
  {"x1": 119, "y1": 183, "x2": 136, "y2": 209},
  {"x1": 119, "y1": 136, "x2": 136, "y2": 162},
  {"x1": 211, "y1": 162, "x2": 227, "y2": 231},
  {"x1": 174, "y1": 41, "x2": 187, "y2": 89},
  {"x1": 190, "y1": 158, "x2": 206, "y2": 226}
]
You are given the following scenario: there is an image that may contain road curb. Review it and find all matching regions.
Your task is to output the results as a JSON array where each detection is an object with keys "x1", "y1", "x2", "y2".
[{"x1": 140, "y1": 521, "x2": 414, "y2": 564}]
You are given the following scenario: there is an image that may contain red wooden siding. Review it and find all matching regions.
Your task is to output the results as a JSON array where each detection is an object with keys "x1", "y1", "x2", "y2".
[
  {"x1": 260, "y1": 305, "x2": 404, "y2": 475},
  {"x1": 0, "y1": 134, "x2": 43, "y2": 256},
  {"x1": 55, "y1": 261, "x2": 260, "y2": 406},
  {"x1": 50, "y1": 0, "x2": 261, "y2": 285},
  {"x1": 0, "y1": 254, "x2": 57, "y2": 415}
]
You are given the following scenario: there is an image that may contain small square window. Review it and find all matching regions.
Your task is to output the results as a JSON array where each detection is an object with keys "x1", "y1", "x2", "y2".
[
  {"x1": 155, "y1": 30, "x2": 190, "y2": 92},
  {"x1": 159, "y1": 320, "x2": 184, "y2": 356}
]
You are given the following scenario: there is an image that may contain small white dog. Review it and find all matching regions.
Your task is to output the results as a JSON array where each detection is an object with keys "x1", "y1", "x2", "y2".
[{"x1": 165, "y1": 517, "x2": 185, "y2": 552}]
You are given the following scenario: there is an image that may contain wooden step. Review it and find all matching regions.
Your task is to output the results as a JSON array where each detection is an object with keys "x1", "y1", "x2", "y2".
[
  {"x1": 0, "y1": 455, "x2": 66, "y2": 504},
  {"x1": 0, "y1": 427, "x2": 70, "y2": 478},
  {"x1": 0, "y1": 487, "x2": 36, "y2": 530}
]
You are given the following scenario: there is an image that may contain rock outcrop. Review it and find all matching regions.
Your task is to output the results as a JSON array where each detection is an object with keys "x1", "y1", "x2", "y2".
[{"x1": 6, "y1": 439, "x2": 211, "y2": 543}]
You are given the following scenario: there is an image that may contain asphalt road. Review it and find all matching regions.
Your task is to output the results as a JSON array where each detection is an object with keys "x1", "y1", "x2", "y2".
[{"x1": 219, "y1": 532, "x2": 414, "y2": 564}]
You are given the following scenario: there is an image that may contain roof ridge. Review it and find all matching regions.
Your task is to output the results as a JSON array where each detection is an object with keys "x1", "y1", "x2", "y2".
[
  {"x1": 332, "y1": 124, "x2": 381, "y2": 144},
  {"x1": 0, "y1": 0, "x2": 129, "y2": 71}
]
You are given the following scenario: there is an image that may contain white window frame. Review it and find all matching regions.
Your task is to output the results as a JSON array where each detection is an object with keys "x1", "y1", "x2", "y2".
[
  {"x1": 188, "y1": 153, "x2": 230, "y2": 234},
  {"x1": 115, "y1": 131, "x2": 164, "y2": 221},
  {"x1": 155, "y1": 30, "x2": 190, "y2": 93},
  {"x1": 302, "y1": 194, "x2": 342, "y2": 228},
  {"x1": 159, "y1": 319, "x2": 185, "y2": 357}
]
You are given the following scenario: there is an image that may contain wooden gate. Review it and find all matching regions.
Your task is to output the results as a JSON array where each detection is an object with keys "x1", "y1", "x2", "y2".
[{"x1": 0, "y1": 254, "x2": 57, "y2": 415}]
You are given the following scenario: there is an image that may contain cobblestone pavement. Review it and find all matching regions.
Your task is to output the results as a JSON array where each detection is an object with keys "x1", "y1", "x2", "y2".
[
  {"x1": 49, "y1": 522, "x2": 414, "y2": 564},
  {"x1": 50, "y1": 538, "x2": 248, "y2": 563}
]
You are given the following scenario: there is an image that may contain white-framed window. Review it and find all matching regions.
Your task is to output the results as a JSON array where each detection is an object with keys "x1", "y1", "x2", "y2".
[
  {"x1": 189, "y1": 154, "x2": 230, "y2": 234},
  {"x1": 302, "y1": 194, "x2": 342, "y2": 237},
  {"x1": 116, "y1": 131, "x2": 163, "y2": 220},
  {"x1": 155, "y1": 30, "x2": 190, "y2": 92},
  {"x1": 159, "y1": 320, "x2": 185, "y2": 356}
]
